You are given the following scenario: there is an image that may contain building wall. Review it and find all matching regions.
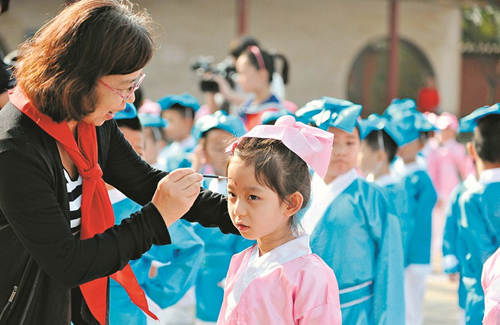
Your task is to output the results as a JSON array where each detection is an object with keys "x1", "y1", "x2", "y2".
[
  {"x1": 460, "y1": 55, "x2": 500, "y2": 117},
  {"x1": 0, "y1": 0, "x2": 462, "y2": 113}
]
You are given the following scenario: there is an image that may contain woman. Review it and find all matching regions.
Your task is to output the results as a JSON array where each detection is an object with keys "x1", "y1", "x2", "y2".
[{"x1": 0, "y1": 1, "x2": 234, "y2": 324}]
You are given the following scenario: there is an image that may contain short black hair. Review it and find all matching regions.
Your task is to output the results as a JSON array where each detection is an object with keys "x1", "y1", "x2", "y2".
[
  {"x1": 364, "y1": 130, "x2": 399, "y2": 163},
  {"x1": 230, "y1": 35, "x2": 259, "y2": 58},
  {"x1": 167, "y1": 103, "x2": 195, "y2": 120},
  {"x1": 474, "y1": 114, "x2": 500, "y2": 163},
  {"x1": 116, "y1": 116, "x2": 142, "y2": 132}
]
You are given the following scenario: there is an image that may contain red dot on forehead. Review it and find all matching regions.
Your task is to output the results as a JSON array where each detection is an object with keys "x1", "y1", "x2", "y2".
[{"x1": 235, "y1": 181, "x2": 238, "y2": 187}]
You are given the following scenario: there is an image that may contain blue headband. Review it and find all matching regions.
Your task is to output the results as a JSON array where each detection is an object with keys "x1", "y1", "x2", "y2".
[
  {"x1": 459, "y1": 103, "x2": 500, "y2": 133},
  {"x1": 158, "y1": 93, "x2": 200, "y2": 112},
  {"x1": 358, "y1": 113, "x2": 406, "y2": 146},
  {"x1": 114, "y1": 103, "x2": 138, "y2": 120},
  {"x1": 138, "y1": 113, "x2": 167, "y2": 128},
  {"x1": 397, "y1": 112, "x2": 438, "y2": 146},
  {"x1": 192, "y1": 110, "x2": 246, "y2": 143},
  {"x1": 261, "y1": 109, "x2": 292, "y2": 125},
  {"x1": 383, "y1": 98, "x2": 418, "y2": 121},
  {"x1": 295, "y1": 96, "x2": 362, "y2": 132}
]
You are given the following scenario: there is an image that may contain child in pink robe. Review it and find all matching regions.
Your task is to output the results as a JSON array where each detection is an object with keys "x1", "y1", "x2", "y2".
[
  {"x1": 482, "y1": 247, "x2": 500, "y2": 324},
  {"x1": 217, "y1": 116, "x2": 342, "y2": 324}
]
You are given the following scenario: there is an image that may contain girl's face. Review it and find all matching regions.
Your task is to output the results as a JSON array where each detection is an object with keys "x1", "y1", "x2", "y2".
[
  {"x1": 358, "y1": 140, "x2": 381, "y2": 177},
  {"x1": 143, "y1": 127, "x2": 160, "y2": 165},
  {"x1": 204, "y1": 129, "x2": 233, "y2": 176},
  {"x1": 86, "y1": 70, "x2": 140, "y2": 126},
  {"x1": 227, "y1": 156, "x2": 294, "y2": 246},
  {"x1": 398, "y1": 139, "x2": 423, "y2": 164},
  {"x1": 325, "y1": 127, "x2": 361, "y2": 181},
  {"x1": 235, "y1": 55, "x2": 268, "y2": 94}
]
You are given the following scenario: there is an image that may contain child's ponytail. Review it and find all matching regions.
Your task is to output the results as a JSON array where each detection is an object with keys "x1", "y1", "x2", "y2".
[{"x1": 271, "y1": 51, "x2": 289, "y2": 85}]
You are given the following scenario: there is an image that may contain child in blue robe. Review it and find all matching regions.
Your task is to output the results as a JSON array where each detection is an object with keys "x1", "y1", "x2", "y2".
[
  {"x1": 297, "y1": 97, "x2": 405, "y2": 325},
  {"x1": 384, "y1": 102, "x2": 438, "y2": 325},
  {"x1": 108, "y1": 109, "x2": 204, "y2": 325},
  {"x1": 442, "y1": 174, "x2": 478, "y2": 325},
  {"x1": 157, "y1": 93, "x2": 200, "y2": 171},
  {"x1": 456, "y1": 106, "x2": 500, "y2": 324},
  {"x1": 358, "y1": 114, "x2": 410, "y2": 262},
  {"x1": 190, "y1": 111, "x2": 254, "y2": 324}
]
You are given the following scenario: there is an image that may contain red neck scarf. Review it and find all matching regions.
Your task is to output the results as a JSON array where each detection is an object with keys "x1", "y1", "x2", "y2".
[{"x1": 9, "y1": 87, "x2": 158, "y2": 324}]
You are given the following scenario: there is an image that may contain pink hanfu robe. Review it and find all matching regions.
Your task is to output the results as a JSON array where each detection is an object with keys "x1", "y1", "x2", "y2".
[
  {"x1": 217, "y1": 235, "x2": 342, "y2": 325},
  {"x1": 482, "y1": 247, "x2": 500, "y2": 324}
]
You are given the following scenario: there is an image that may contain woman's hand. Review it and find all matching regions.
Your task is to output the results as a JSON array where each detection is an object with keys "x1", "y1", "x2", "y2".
[{"x1": 152, "y1": 168, "x2": 203, "y2": 227}]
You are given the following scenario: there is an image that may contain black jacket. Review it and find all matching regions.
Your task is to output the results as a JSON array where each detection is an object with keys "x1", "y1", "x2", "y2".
[{"x1": 0, "y1": 102, "x2": 236, "y2": 324}]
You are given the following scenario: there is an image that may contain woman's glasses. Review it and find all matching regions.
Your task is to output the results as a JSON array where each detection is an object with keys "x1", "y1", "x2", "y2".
[{"x1": 100, "y1": 73, "x2": 146, "y2": 101}]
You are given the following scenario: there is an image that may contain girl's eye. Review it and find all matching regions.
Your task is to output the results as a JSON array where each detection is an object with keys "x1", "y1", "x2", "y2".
[
  {"x1": 228, "y1": 191, "x2": 236, "y2": 198},
  {"x1": 248, "y1": 195, "x2": 259, "y2": 201}
]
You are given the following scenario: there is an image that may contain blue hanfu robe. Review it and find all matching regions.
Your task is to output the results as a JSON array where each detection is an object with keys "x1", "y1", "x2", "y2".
[
  {"x1": 399, "y1": 162, "x2": 437, "y2": 266},
  {"x1": 375, "y1": 173, "x2": 411, "y2": 264},
  {"x1": 157, "y1": 135, "x2": 196, "y2": 172},
  {"x1": 107, "y1": 189, "x2": 204, "y2": 325},
  {"x1": 458, "y1": 168, "x2": 500, "y2": 324},
  {"x1": 304, "y1": 169, "x2": 405, "y2": 325},
  {"x1": 194, "y1": 179, "x2": 254, "y2": 323},
  {"x1": 442, "y1": 175, "x2": 478, "y2": 312}
]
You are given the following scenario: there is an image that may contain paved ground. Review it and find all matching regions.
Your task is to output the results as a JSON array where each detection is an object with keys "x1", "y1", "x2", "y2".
[{"x1": 423, "y1": 252, "x2": 462, "y2": 325}]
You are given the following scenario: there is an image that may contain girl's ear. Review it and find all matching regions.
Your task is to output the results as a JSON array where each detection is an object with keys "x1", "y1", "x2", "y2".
[
  {"x1": 467, "y1": 141, "x2": 477, "y2": 162},
  {"x1": 284, "y1": 192, "x2": 303, "y2": 218}
]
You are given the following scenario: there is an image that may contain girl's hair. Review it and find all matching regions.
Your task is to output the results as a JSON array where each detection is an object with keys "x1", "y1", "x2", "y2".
[
  {"x1": 14, "y1": 0, "x2": 154, "y2": 122},
  {"x1": 474, "y1": 114, "x2": 500, "y2": 163},
  {"x1": 364, "y1": 130, "x2": 398, "y2": 163},
  {"x1": 241, "y1": 47, "x2": 289, "y2": 85},
  {"x1": 227, "y1": 137, "x2": 310, "y2": 233},
  {"x1": 116, "y1": 116, "x2": 142, "y2": 132}
]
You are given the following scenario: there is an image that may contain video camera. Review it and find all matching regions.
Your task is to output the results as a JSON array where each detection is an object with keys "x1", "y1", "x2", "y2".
[
  {"x1": 190, "y1": 56, "x2": 236, "y2": 93},
  {"x1": 1, "y1": 0, "x2": 10, "y2": 14}
]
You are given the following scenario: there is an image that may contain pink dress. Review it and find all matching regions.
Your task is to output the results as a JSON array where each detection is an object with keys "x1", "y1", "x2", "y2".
[
  {"x1": 482, "y1": 247, "x2": 500, "y2": 324},
  {"x1": 426, "y1": 139, "x2": 475, "y2": 202},
  {"x1": 217, "y1": 236, "x2": 342, "y2": 325}
]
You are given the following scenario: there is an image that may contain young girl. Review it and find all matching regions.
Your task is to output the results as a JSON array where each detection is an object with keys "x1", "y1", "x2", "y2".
[
  {"x1": 190, "y1": 110, "x2": 254, "y2": 325},
  {"x1": 384, "y1": 103, "x2": 438, "y2": 325},
  {"x1": 234, "y1": 46, "x2": 289, "y2": 130},
  {"x1": 358, "y1": 113, "x2": 411, "y2": 261},
  {"x1": 297, "y1": 97, "x2": 405, "y2": 325},
  {"x1": 218, "y1": 115, "x2": 341, "y2": 324}
]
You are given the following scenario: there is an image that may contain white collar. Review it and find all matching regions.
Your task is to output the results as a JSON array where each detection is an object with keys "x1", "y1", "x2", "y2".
[
  {"x1": 464, "y1": 174, "x2": 480, "y2": 190},
  {"x1": 375, "y1": 172, "x2": 400, "y2": 187},
  {"x1": 177, "y1": 135, "x2": 195, "y2": 150},
  {"x1": 479, "y1": 168, "x2": 500, "y2": 185},
  {"x1": 302, "y1": 169, "x2": 358, "y2": 235},
  {"x1": 326, "y1": 168, "x2": 358, "y2": 188},
  {"x1": 403, "y1": 161, "x2": 426, "y2": 175},
  {"x1": 107, "y1": 188, "x2": 127, "y2": 205},
  {"x1": 226, "y1": 236, "x2": 311, "y2": 320}
]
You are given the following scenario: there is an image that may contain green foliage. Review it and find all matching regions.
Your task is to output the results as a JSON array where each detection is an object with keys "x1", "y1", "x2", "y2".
[{"x1": 463, "y1": 5, "x2": 500, "y2": 45}]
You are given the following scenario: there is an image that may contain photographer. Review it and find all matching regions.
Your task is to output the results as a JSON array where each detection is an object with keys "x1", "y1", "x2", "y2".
[{"x1": 194, "y1": 37, "x2": 290, "y2": 118}]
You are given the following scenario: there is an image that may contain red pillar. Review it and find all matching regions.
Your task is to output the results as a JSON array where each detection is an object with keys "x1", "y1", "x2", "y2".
[
  {"x1": 236, "y1": 0, "x2": 249, "y2": 36},
  {"x1": 388, "y1": 0, "x2": 399, "y2": 103}
]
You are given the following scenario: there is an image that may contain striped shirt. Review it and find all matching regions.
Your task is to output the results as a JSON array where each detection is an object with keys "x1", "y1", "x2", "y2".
[{"x1": 64, "y1": 169, "x2": 82, "y2": 236}]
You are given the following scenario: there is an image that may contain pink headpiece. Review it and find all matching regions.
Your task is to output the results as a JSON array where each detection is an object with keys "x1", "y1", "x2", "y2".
[
  {"x1": 247, "y1": 46, "x2": 266, "y2": 71},
  {"x1": 436, "y1": 112, "x2": 459, "y2": 132},
  {"x1": 227, "y1": 115, "x2": 334, "y2": 178}
]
